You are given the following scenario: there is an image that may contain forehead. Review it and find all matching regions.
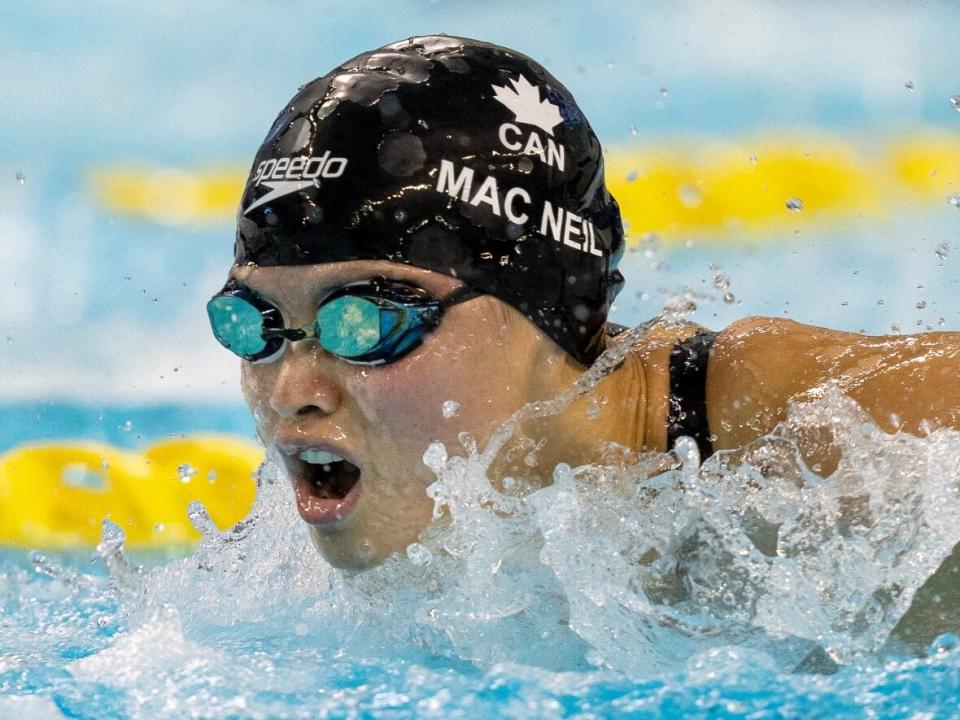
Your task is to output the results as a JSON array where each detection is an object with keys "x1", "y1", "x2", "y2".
[{"x1": 229, "y1": 260, "x2": 463, "y2": 308}]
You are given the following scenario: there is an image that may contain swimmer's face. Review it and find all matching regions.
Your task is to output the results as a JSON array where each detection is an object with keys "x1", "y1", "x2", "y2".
[{"x1": 231, "y1": 260, "x2": 570, "y2": 569}]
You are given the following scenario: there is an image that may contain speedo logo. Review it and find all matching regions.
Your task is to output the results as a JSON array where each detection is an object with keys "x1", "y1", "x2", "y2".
[{"x1": 244, "y1": 151, "x2": 348, "y2": 215}]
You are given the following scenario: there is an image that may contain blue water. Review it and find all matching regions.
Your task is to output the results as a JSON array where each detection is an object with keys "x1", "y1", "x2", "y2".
[
  {"x1": 2, "y1": 550, "x2": 960, "y2": 719},
  {"x1": 3, "y1": 386, "x2": 960, "y2": 719}
]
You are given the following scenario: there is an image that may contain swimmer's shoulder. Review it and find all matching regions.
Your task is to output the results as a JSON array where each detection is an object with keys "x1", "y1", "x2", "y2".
[
  {"x1": 707, "y1": 316, "x2": 893, "y2": 449},
  {"x1": 612, "y1": 320, "x2": 708, "y2": 451}
]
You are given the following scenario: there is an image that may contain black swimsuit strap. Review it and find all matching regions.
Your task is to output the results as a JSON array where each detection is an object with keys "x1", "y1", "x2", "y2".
[{"x1": 667, "y1": 331, "x2": 718, "y2": 460}]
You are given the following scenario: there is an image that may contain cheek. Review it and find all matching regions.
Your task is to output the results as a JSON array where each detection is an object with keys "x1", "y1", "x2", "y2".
[
  {"x1": 240, "y1": 362, "x2": 276, "y2": 421},
  {"x1": 348, "y1": 341, "x2": 516, "y2": 452}
]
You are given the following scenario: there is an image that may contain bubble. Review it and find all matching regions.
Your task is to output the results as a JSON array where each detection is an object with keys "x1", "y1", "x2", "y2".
[
  {"x1": 951, "y1": 95, "x2": 960, "y2": 112},
  {"x1": 916, "y1": 300, "x2": 927, "y2": 310},
  {"x1": 517, "y1": 157, "x2": 533, "y2": 173},
  {"x1": 14, "y1": 171, "x2": 25, "y2": 184},
  {"x1": 786, "y1": 197, "x2": 804, "y2": 212},
  {"x1": 178, "y1": 464, "x2": 198, "y2": 483},
  {"x1": 441, "y1": 400, "x2": 460, "y2": 418},
  {"x1": 660, "y1": 87, "x2": 669, "y2": 98},
  {"x1": 393, "y1": 208, "x2": 408, "y2": 223},
  {"x1": 935, "y1": 242, "x2": 949, "y2": 262},
  {"x1": 904, "y1": 80, "x2": 914, "y2": 91},
  {"x1": 948, "y1": 194, "x2": 960, "y2": 208},
  {"x1": 120, "y1": 420, "x2": 133, "y2": 432},
  {"x1": 890, "y1": 323, "x2": 902, "y2": 334},
  {"x1": 749, "y1": 154, "x2": 758, "y2": 164},
  {"x1": 723, "y1": 292, "x2": 736, "y2": 304},
  {"x1": 626, "y1": 169, "x2": 638, "y2": 182}
]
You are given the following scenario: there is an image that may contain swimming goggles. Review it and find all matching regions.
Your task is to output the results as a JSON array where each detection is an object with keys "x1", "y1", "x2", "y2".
[{"x1": 207, "y1": 277, "x2": 482, "y2": 365}]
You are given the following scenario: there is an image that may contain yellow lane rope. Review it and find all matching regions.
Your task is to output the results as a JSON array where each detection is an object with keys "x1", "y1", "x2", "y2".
[
  {"x1": 89, "y1": 132, "x2": 960, "y2": 238},
  {"x1": 0, "y1": 437, "x2": 262, "y2": 548}
]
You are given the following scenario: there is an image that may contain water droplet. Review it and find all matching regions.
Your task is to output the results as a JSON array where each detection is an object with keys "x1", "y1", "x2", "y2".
[
  {"x1": 786, "y1": 197, "x2": 804, "y2": 212},
  {"x1": 950, "y1": 95, "x2": 960, "y2": 112},
  {"x1": 393, "y1": 208, "x2": 408, "y2": 223},
  {"x1": 14, "y1": 171, "x2": 25, "y2": 184},
  {"x1": 916, "y1": 300, "x2": 927, "y2": 309},
  {"x1": 890, "y1": 323, "x2": 901, "y2": 334},
  {"x1": 722, "y1": 292, "x2": 736, "y2": 304},
  {"x1": 178, "y1": 463, "x2": 197, "y2": 482},
  {"x1": 876, "y1": 299, "x2": 885, "y2": 306},
  {"x1": 929, "y1": 632, "x2": 959, "y2": 655},
  {"x1": 938, "y1": 316, "x2": 946, "y2": 326},
  {"x1": 749, "y1": 154, "x2": 758, "y2": 164},
  {"x1": 638, "y1": 232, "x2": 659, "y2": 257},
  {"x1": 626, "y1": 169, "x2": 638, "y2": 182},
  {"x1": 678, "y1": 184, "x2": 702, "y2": 208},
  {"x1": 441, "y1": 400, "x2": 460, "y2": 418},
  {"x1": 120, "y1": 420, "x2": 133, "y2": 432},
  {"x1": 659, "y1": 87, "x2": 669, "y2": 97},
  {"x1": 153, "y1": 522, "x2": 165, "y2": 532},
  {"x1": 629, "y1": 125, "x2": 638, "y2": 137},
  {"x1": 187, "y1": 501, "x2": 217, "y2": 537},
  {"x1": 948, "y1": 194, "x2": 960, "y2": 208},
  {"x1": 406, "y1": 542, "x2": 433, "y2": 566},
  {"x1": 904, "y1": 80, "x2": 914, "y2": 91},
  {"x1": 935, "y1": 242, "x2": 950, "y2": 262}
]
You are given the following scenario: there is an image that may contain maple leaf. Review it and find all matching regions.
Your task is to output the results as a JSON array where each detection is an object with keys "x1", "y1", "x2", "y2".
[{"x1": 491, "y1": 74, "x2": 563, "y2": 136}]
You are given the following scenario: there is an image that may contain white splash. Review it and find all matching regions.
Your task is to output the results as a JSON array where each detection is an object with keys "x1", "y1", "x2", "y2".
[{"x1": 90, "y1": 325, "x2": 960, "y2": 685}]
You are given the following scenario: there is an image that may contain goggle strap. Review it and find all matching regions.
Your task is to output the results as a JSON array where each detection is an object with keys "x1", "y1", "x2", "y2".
[{"x1": 440, "y1": 285, "x2": 483, "y2": 309}]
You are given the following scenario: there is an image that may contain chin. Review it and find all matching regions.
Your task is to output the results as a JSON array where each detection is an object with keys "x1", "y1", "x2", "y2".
[{"x1": 308, "y1": 526, "x2": 390, "y2": 570}]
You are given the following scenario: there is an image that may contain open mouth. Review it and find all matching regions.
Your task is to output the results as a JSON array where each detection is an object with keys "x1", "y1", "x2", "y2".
[
  {"x1": 278, "y1": 445, "x2": 364, "y2": 526},
  {"x1": 298, "y1": 449, "x2": 361, "y2": 500}
]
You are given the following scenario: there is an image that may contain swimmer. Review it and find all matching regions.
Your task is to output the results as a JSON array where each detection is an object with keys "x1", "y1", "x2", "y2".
[{"x1": 208, "y1": 36, "x2": 960, "y2": 644}]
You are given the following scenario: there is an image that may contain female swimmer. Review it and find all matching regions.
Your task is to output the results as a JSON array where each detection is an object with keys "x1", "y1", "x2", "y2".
[{"x1": 207, "y1": 35, "x2": 960, "y2": 645}]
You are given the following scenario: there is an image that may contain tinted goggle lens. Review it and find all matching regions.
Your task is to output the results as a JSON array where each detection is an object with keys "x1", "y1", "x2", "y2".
[
  {"x1": 317, "y1": 295, "x2": 394, "y2": 359},
  {"x1": 207, "y1": 294, "x2": 273, "y2": 359}
]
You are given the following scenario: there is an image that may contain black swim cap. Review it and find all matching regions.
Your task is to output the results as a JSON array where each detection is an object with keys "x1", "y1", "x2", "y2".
[{"x1": 235, "y1": 35, "x2": 625, "y2": 365}]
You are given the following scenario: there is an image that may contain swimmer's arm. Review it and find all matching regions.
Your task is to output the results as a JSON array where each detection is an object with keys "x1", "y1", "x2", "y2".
[{"x1": 707, "y1": 316, "x2": 960, "y2": 452}]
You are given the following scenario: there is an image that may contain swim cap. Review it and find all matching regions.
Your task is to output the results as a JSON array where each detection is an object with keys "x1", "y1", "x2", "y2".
[{"x1": 235, "y1": 35, "x2": 625, "y2": 365}]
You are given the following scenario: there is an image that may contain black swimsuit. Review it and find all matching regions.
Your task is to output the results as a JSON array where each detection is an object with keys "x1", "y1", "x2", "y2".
[{"x1": 667, "y1": 331, "x2": 718, "y2": 460}]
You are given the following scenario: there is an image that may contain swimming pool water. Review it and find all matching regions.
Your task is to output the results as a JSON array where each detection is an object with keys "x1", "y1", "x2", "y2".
[{"x1": 3, "y1": 382, "x2": 960, "y2": 719}]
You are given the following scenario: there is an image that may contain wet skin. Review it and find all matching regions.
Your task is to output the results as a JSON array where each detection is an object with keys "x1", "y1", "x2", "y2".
[
  {"x1": 231, "y1": 260, "x2": 960, "y2": 649},
  {"x1": 231, "y1": 260, "x2": 644, "y2": 570}
]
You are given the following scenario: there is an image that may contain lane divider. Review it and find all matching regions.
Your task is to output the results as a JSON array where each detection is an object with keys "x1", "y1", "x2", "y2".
[
  {"x1": 0, "y1": 437, "x2": 262, "y2": 548},
  {"x1": 89, "y1": 132, "x2": 960, "y2": 237}
]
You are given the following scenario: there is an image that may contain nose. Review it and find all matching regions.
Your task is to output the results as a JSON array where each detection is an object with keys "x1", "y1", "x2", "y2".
[{"x1": 268, "y1": 341, "x2": 342, "y2": 419}]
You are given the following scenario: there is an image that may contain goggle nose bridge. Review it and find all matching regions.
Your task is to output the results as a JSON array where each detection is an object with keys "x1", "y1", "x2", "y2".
[{"x1": 262, "y1": 324, "x2": 317, "y2": 344}]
